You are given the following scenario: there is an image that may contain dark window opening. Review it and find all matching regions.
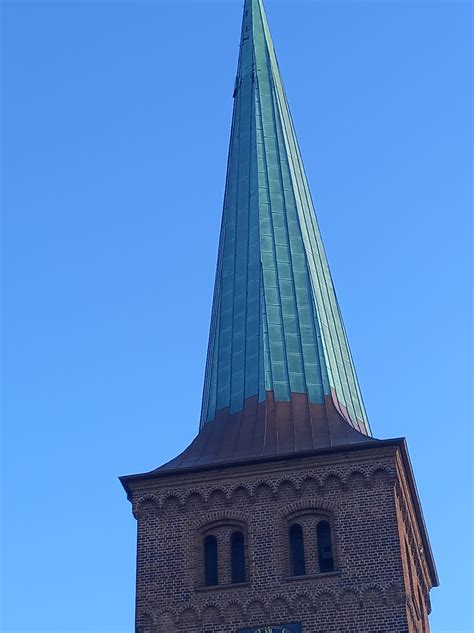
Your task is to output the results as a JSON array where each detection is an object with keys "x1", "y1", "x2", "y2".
[
  {"x1": 317, "y1": 521, "x2": 335, "y2": 573},
  {"x1": 204, "y1": 535, "x2": 218, "y2": 586},
  {"x1": 289, "y1": 523, "x2": 306, "y2": 576},
  {"x1": 231, "y1": 531, "x2": 246, "y2": 583}
]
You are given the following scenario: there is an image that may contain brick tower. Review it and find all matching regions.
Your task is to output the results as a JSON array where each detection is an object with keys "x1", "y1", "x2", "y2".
[{"x1": 120, "y1": 1, "x2": 438, "y2": 631}]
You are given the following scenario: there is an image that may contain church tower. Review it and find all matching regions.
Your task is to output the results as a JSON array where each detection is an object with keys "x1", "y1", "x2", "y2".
[{"x1": 120, "y1": 1, "x2": 438, "y2": 631}]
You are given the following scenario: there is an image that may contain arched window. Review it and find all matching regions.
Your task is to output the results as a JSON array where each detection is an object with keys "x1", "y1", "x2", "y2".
[
  {"x1": 231, "y1": 530, "x2": 246, "y2": 583},
  {"x1": 204, "y1": 535, "x2": 218, "y2": 586},
  {"x1": 289, "y1": 523, "x2": 306, "y2": 576},
  {"x1": 317, "y1": 520, "x2": 334, "y2": 573}
]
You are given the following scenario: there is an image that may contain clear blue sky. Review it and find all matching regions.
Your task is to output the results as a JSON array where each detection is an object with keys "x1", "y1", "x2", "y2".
[{"x1": 2, "y1": 1, "x2": 472, "y2": 631}]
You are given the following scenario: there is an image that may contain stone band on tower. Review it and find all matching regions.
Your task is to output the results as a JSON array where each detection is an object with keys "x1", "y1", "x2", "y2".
[{"x1": 121, "y1": 1, "x2": 437, "y2": 631}]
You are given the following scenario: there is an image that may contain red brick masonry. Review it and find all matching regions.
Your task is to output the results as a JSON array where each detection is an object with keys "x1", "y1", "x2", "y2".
[{"x1": 121, "y1": 439, "x2": 437, "y2": 633}]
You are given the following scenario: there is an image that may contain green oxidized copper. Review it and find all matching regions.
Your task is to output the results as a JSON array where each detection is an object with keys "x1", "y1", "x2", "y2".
[{"x1": 201, "y1": 0, "x2": 371, "y2": 437}]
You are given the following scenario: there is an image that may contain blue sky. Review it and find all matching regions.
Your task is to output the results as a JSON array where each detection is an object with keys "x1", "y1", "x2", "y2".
[{"x1": 1, "y1": 1, "x2": 472, "y2": 632}]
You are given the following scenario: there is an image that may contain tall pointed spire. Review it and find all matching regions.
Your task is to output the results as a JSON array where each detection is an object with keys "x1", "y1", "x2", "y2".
[{"x1": 161, "y1": 0, "x2": 374, "y2": 470}]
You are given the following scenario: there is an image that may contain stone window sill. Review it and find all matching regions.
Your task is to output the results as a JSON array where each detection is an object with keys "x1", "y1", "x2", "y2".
[
  {"x1": 284, "y1": 571, "x2": 341, "y2": 581},
  {"x1": 195, "y1": 581, "x2": 250, "y2": 592}
]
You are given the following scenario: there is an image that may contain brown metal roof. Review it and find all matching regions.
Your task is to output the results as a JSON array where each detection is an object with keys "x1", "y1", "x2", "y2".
[{"x1": 159, "y1": 391, "x2": 375, "y2": 471}]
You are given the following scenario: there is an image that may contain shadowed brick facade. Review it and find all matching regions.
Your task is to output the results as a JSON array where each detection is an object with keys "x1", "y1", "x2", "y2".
[
  {"x1": 120, "y1": 0, "x2": 438, "y2": 630},
  {"x1": 123, "y1": 441, "x2": 436, "y2": 632}
]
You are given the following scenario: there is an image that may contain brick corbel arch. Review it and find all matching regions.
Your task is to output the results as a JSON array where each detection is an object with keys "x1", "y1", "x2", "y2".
[
  {"x1": 192, "y1": 509, "x2": 249, "y2": 530},
  {"x1": 133, "y1": 494, "x2": 160, "y2": 519},
  {"x1": 277, "y1": 498, "x2": 337, "y2": 517},
  {"x1": 343, "y1": 468, "x2": 369, "y2": 486}
]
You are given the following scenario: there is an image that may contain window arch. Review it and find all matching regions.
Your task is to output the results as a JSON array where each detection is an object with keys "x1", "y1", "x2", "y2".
[
  {"x1": 204, "y1": 534, "x2": 218, "y2": 586},
  {"x1": 289, "y1": 523, "x2": 306, "y2": 576},
  {"x1": 317, "y1": 520, "x2": 334, "y2": 573},
  {"x1": 231, "y1": 530, "x2": 246, "y2": 583},
  {"x1": 198, "y1": 518, "x2": 249, "y2": 587}
]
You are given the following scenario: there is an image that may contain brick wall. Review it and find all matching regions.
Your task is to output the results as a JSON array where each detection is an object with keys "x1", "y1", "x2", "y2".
[{"x1": 126, "y1": 444, "x2": 435, "y2": 632}]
